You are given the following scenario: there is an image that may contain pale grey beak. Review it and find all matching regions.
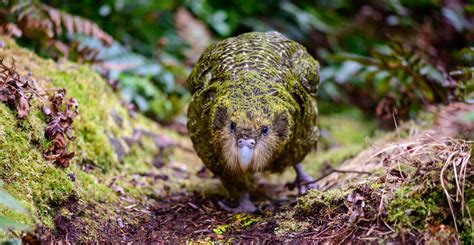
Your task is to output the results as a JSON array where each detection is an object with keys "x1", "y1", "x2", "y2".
[{"x1": 237, "y1": 138, "x2": 255, "y2": 172}]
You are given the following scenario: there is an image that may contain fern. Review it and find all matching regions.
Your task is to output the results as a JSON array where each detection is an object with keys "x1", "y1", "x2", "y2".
[
  {"x1": 321, "y1": 42, "x2": 455, "y2": 127},
  {"x1": 336, "y1": 43, "x2": 448, "y2": 102},
  {"x1": 6, "y1": 2, "x2": 112, "y2": 46}
]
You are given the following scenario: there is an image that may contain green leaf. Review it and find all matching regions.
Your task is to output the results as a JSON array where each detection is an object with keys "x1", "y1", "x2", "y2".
[
  {"x1": 213, "y1": 224, "x2": 230, "y2": 234},
  {"x1": 0, "y1": 189, "x2": 27, "y2": 213},
  {"x1": 0, "y1": 216, "x2": 27, "y2": 230},
  {"x1": 442, "y1": 7, "x2": 465, "y2": 32},
  {"x1": 332, "y1": 53, "x2": 376, "y2": 66},
  {"x1": 206, "y1": 10, "x2": 231, "y2": 36},
  {"x1": 459, "y1": 111, "x2": 474, "y2": 124},
  {"x1": 335, "y1": 61, "x2": 362, "y2": 83},
  {"x1": 1, "y1": 238, "x2": 23, "y2": 245}
]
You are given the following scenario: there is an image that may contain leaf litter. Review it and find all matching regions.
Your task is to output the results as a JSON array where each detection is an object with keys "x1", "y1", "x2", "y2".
[
  {"x1": 43, "y1": 88, "x2": 79, "y2": 167},
  {"x1": 0, "y1": 57, "x2": 80, "y2": 168},
  {"x1": 0, "y1": 58, "x2": 32, "y2": 119}
]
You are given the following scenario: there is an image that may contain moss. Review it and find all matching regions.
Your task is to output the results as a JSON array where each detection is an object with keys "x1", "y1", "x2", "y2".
[
  {"x1": 0, "y1": 37, "x2": 186, "y2": 241},
  {"x1": 212, "y1": 214, "x2": 261, "y2": 235},
  {"x1": 387, "y1": 187, "x2": 445, "y2": 229},
  {"x1": 75, "y1": 172, "x2": 117, "y2": 204},
  {"x1": 387, "y1": 174, "x2": 473, "y2": 243},
  {"x1": 40, "y1": 65, "x2": 118, "y2": 171},
  {"x1": 460, "y1": 175, "x2": 474, "y2": 243},
  {"x1": 295, "y1": 188, "x2": 352, "y2": 214},
  {"x1": 386, "y1": 162, "x2": 473, "y2": 243},
  {"x1": 0, "y1": 101, "x2": 75, "y2": 228},
  {"x1": 274, "y1": 187, "x2": 354, "y2": 236},
  {"x1": 274, "y1": 211, "x2": 311, "y2": 235}
]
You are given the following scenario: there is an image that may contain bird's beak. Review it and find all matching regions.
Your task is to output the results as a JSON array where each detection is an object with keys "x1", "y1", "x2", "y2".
[{"x1": 237, "y1": 138, "x2": 255, "y2": 173}]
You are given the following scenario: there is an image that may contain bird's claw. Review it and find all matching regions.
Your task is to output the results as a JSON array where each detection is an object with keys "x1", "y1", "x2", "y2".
[
  {"x1": 217, "y1": 200, "x2": 258, "y2": 213},
  {"x1": 296, "y1": 178, "x2": 319, "y2": 195},
  {"x1": 293, "y1": 163, "x2": 319, "y2": 195},
  {"x1": 217, "y1": 192, "x2": 258, "y2": 213}
]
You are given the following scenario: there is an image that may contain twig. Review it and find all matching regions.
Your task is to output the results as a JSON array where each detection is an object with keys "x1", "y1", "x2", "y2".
[
  {"x1": 381, "y1": 219, "x2": 395, "y2": 233},
  {"x1": 338, "y1": 228, "x2": 356, "y2": 245},
  {"x1": 392, "y1": 110, "x2": 406, "y2": 181},
  {"x1": 331, "y1": 168, "x2": 372, "y2": 175},
  {"x1": 440, "y1": 151, "x2": 459, "y2": 232},
  {"x1": 192, "y1": 229, "x2": 209, "y2": 234},
  {"x1": 292, "y1": 166, "x2": 372, "y2": 190},
  {"x1": 377, "y1": 158, "x2": 391, "y2": 218}
]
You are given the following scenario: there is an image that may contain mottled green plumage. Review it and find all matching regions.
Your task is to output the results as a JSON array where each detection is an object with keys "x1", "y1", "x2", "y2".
[{"x1": 187, "y1": 32, "x2": 320, "y2": 196}]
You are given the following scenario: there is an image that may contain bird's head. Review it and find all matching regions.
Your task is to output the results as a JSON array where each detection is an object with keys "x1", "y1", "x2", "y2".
[{"x1": 210, "y1": 91, "x2": 293, "y2": 173}]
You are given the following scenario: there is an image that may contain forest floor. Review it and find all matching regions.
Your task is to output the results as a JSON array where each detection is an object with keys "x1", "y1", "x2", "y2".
[
  {"x1": 39, "y1": 114, "x2": 472, "y2": 244},
  {"x1": 0, "y1": 36, "x2": 473, "y2": 243}
]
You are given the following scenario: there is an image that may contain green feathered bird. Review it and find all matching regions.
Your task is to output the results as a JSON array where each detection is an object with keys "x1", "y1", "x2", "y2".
[{"x1": 187, "y1": 32, "x2": 320, "y2": 213}]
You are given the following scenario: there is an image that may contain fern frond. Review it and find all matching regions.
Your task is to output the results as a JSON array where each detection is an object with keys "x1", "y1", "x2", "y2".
[{"x1": 9, "y1": 2, "x2": 112, "y2": 46}]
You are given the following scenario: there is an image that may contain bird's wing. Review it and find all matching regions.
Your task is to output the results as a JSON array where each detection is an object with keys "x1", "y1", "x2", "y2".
[
  {"x1": 288, "y1": 48, "x2": 320, "y2": 97},
  {"x1": 186, "y1": 42, "x2": 220, "y2": 94}
]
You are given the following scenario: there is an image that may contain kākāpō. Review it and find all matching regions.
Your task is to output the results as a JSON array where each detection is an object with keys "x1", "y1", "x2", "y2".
[{"x1": 187, "y1": 31, "x2": 320, "y2": 213}]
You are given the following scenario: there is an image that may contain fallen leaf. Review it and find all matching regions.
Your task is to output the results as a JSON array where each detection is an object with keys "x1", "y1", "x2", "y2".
[
  {"x1": 15, "y1": 92, "x2": 29, "y2": 119},
  {"x1": 43, "y1": 89, "x2": 79, "y2": 167},
  {"x1": 0, "y1": 58, "x2": 34, "y2": 119}
]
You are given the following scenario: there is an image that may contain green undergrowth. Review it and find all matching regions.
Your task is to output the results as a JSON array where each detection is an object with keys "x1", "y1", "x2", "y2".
[
  {"x1": 212, "y1": 214, "x2": 261, "y2": 235},
  {"x1": 281, "y1": 133, "x2": 473, "y2": 243},
  {"x1": 388, "y1": 187, "x2": 445, "y2": 229},
  {"x1": 295, "y1": 188, "x2": 353, "y2": 215},
  {"x1": 387, "y1": 172, "x2": 474, "y2": 243},
  {"x1": 0, "y1": 37, "x2": 178, "y2": 241}
]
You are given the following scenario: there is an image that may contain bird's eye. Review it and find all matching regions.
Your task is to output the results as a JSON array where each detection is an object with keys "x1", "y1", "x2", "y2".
[
  {"x1": 230, "y1": 122, "x2": 236, "y2": 131},
  {"x1": 261, "y1": 126, "x2": 269, "y2": 135}
]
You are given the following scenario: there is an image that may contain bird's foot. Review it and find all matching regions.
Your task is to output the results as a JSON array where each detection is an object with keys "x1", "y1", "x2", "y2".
[
  {"x1": 217, "y1": 193, "x2": 258, "y2": 213},
  {"x1": 293, "y1": 163, "x2": 319, "y2": 195}
]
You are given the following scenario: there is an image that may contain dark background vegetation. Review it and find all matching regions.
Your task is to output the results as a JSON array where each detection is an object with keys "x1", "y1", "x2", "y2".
[{"x1": 1, "y1": 0, "x2": 473, "y2": 126}]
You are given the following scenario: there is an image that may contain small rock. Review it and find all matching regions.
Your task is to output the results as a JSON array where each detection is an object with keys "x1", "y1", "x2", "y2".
[
  {"x1": 67, "y1": 173, "x2": 75, "y2": 182},
  {"x1": 117, "y1": 217, "x2": 124, "y2": 228}
]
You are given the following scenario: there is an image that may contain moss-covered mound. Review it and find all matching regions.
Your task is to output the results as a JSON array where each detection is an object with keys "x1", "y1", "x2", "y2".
[
  {"x1": 277, "y1": 133, "x2": 473, "y2": 243},
  {"x1": 0, "y1": 36, "x2": 203, "y2": 241}
]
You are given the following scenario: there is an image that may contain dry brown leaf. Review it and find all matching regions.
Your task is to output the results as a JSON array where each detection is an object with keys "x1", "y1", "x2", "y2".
[
  {"x1": 15, "y1": 92, "x2": 30, "y2": 119},
  {"x1": 0, "y1": 23, "x2": 23, "y2": 37},
  {"x1": 43, "y1": 89, "x2": 79, "y2": 167},
  {"x1": 0, "y1": 58, "x2": 33, "y2": 119}
]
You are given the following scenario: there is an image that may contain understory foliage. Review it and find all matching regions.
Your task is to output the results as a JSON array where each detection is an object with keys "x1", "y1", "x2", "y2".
[
  {"x1": 1, "y1": 0, "x2": 472, "y2": 126},
  {"x1": 0, "y1": 1, "x2": 112, "y2": 56},
  {"x1": 327, "y1": 43, "x2": 453, "y2": 128},
  {"x1": 0, "y1": 1, "x2": 190, "y2": 123},
  {"x1": 450, "y1": 47, "x2": 474, "y2": 102}
]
